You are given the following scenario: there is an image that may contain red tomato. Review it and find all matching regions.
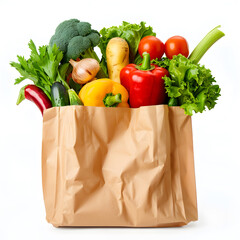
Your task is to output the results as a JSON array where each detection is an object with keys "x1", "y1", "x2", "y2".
[
  {"x1": 165, "y1": 36, "x2": 189, "y2": 59},
  {"x1": 138, "y1": 36, "x2": 165, "y2": 60}
]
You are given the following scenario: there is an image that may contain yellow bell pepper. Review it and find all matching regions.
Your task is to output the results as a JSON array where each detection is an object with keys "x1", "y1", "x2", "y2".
[{"x1": 79, "y1": 78, "x2": 129, "y2": 108}]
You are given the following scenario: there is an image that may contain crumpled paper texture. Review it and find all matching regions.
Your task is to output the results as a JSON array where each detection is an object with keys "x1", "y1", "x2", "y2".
[{"x1": 42, "y1": 105, "x2": 198, "y2": 227}]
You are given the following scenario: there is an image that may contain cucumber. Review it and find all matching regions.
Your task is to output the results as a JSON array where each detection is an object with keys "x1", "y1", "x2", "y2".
[
  {"x1": 51, "y1": 82, "x2": 70, "y2": 107},
  {"x1": 68, "y1": 89, "x2": 83, "y2": 106}
]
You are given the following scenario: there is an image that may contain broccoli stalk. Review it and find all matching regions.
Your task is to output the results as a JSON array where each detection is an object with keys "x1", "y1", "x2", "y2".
[
  {"x1": 80, "y1": 47, "x2": 99, "y2": 60},
  {"x1": 50, "y1": 19, "x2": 107, "y2": 78}
]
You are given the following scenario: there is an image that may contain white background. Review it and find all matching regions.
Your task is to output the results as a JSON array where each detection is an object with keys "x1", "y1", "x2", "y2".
[{"x1": 0, "y1": 0, "x2": 240, "y2": 239}]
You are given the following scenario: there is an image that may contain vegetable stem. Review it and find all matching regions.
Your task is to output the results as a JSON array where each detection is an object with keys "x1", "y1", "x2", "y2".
[
  {"x1": 189, "y1": 25, "x2": 225, "y2": 64},
  {"x1": 103, "y1": 93, "x2": 122, "y2": 107},
  {"x1": 81, "y1": 48, "x2": 100, "y2": 62},
  {"x1": 141, "y1": 52, "x2": 151, "y2": 70}
]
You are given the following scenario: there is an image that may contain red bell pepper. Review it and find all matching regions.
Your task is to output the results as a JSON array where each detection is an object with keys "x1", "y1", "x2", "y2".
[
  {"x1": 120, "y1": 52, "x2": 169, "y2": 108},
  {"x1": 25, "y1": 85, "x2": 52, "y2": 115}
]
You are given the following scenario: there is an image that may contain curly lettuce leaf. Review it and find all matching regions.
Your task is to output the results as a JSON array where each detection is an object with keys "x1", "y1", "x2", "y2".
[
  {"x1": 151, "y1": 57, "x2": 171, "y2": 69},
  {"x1": 162, "y1": 54, "x2": 221, "y2": 116}
]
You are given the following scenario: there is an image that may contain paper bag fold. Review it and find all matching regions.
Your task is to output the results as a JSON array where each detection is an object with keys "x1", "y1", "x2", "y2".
[{"x1": 42, "y1": 105, "x2": 197, "y2": 227}]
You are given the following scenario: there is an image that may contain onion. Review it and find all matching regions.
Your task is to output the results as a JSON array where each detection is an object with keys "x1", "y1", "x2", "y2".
[{"x1": 69, "y1": 58, "x2": 100, "y2": 84}]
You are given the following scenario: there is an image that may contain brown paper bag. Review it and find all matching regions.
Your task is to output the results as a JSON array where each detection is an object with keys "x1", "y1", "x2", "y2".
[{"x1": 42, "y1": 105, "x2": 198, "y2": 227}]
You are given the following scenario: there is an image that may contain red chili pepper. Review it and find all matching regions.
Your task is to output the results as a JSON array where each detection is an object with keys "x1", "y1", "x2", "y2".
[
  {"x1": 120, "y1": 52, "x2": 169, "y2": 108},
  {"x1": 24, "y1": 85, "x2": 52, "y2": 115}
]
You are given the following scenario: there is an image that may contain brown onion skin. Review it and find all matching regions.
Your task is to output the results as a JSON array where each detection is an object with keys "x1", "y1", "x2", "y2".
[{"x1": 69, "y1": 58, "x2": 100, "y2": 84}]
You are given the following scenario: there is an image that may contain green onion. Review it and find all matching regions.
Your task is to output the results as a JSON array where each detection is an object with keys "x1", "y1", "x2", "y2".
[{"x1": 189, "y1": 25, "x2": 225, "y2": 64}]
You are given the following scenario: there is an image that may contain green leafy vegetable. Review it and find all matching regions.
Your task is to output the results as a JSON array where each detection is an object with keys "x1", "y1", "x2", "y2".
[
  {"x1": 151, "y1": 57, "x2": 170, "y2": 69},
  {"x1": 99, "y1": 21, "x2": 156, "y2": 74},
  {"x1": 154, "y1": 54, "x2": 221, "y2": 116},
  {"x1": 136, "y1": 57, "x2": 170, "y2": 67},
  {"x1": 134, "y1": 54, "x2": 143, "y2": 65},
  {"x1": 10, "y1": 40, "x2": 69, "y2": 103}
]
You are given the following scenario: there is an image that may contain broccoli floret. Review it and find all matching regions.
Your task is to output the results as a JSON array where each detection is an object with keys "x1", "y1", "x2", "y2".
[
  {"x1": 49, "y1": 19, "x2": 100, "y2": 63},
  {"x1": 67, "y1": 36, "x2": 91, "y2": 60},
  {"x1": 76, "y1": 22, "x2": 92, "y2": 36},
  {"x1": 50, "y1": 19, "x2": 107, "y2": 78}
]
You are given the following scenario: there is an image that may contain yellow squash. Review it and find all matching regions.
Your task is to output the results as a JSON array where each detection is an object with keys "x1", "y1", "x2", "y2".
[{"x1": 79, "y1": 78, "x2": 129, "y2": 108}]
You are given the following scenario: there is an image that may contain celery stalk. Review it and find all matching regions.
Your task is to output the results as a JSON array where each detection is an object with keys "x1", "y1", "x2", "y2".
[{"x1": 189, "y1": 25, "x2": 225, "y2": 64}]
